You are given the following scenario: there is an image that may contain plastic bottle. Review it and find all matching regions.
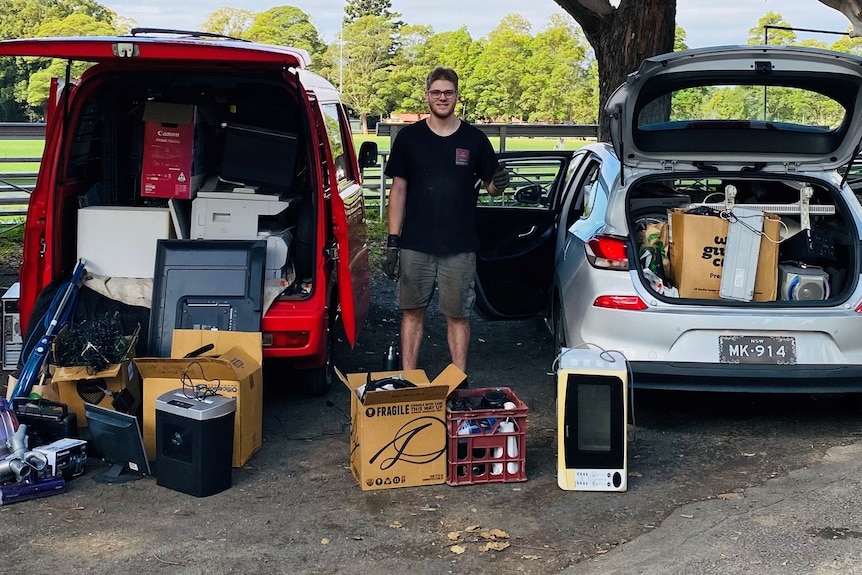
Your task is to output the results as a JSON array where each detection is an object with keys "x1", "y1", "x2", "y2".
[
  {"x1": 499, "y1": 419, "x2": 519, "y2": 474},
  {"x1": 382, "y1": 342, "x2": 400, "y2": 371}
]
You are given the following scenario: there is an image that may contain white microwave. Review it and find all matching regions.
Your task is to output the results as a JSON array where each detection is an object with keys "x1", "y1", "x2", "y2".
[{"x1": 556, "y1": 348, "x2": 628, "y2": 492}]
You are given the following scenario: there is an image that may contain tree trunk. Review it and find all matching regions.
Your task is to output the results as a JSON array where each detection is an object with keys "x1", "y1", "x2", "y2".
[{"x1": 554, "y1": 0, "x2": 676, "y2": 141}]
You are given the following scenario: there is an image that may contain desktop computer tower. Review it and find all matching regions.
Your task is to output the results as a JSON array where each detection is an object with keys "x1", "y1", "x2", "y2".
[
  {"x1": 155, "y1": 390, "x2": 236, "y2": 497},
  {"x1": 556, "y1": 348, "x2": 628, "y2": 492}
]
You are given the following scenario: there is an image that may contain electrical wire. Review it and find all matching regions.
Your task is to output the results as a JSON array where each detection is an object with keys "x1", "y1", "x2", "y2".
[
  {"x1": 551, "y1": 344, "x2": 637, "y2": 441},
  {"x1": 179, "y1": 361, "x2": 223, "y2": 400}
]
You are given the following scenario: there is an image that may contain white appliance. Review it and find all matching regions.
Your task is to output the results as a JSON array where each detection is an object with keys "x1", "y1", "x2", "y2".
[
  {"x1": 556, "y1": 348, "x2": 628, "y2": 492},
  {"x1": 77, "y1": 206, "x2": 173, "y2": 278}
]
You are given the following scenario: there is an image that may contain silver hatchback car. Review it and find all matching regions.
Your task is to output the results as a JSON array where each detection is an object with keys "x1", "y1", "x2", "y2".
[{"x1": 474, "y1": 45, "x2": 862, "y2": 392}]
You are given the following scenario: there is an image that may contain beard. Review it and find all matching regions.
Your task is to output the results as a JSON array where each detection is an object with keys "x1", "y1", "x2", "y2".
[{"x1": 429, "y1": 103, "x2": 455, "y2": 120}]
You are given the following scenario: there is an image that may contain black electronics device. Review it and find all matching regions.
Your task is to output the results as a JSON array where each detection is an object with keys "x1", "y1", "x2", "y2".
[
  {"x1": 779, "y1": 228, "x2": 836, "y2": 265},
  {"x1": 556, "y1": 348, "x2": 628, "y2": 492},
  {"x1": 155, "y1": 389, "x2": 236, "y2": 497},
  {"x1": 148, "y1": 239, "x2": 266, "y2": 357},
  {"x1": 12, "y1": 397, "x2": 78, "y2": 447},
  {"x1": 84, "y1": 402, "x2": 151, "y2": 484},
  {"x1": 219, "y1": 124, "x2": 298, "y2": 195}
]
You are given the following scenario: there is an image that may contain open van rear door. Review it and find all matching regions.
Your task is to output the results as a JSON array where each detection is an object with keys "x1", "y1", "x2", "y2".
[{"x1": 298, "y1": 84, "x2": 360, "y2": 347}]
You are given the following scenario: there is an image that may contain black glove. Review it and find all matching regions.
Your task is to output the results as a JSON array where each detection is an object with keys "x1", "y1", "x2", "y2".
[
  {"x1": 383, "y1": 234, "x2": 400, "y2": 280},
  {"x1": 492, "y1": 166, "x2": 510, "y2": 190}
]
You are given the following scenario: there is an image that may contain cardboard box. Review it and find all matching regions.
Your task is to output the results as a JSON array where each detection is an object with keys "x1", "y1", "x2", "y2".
[
  {"x1": 34, "y1": 438, "x2": 88, "y2": 479},
  {"x1": 135, "y1": 330, "x2": 263, "y2": 467},
  {"x1": 51, "y1": 360, "x2": 142, "y2": 428},
  {"x1": 141, "y1": 102, "x2": 208, "y2": 200},
  {"x1": 669, "y1": 209, "x2": 780, "y2": 301},
  {"x1": 336, "y1": 365, "x2": 466, "y2": 490}
]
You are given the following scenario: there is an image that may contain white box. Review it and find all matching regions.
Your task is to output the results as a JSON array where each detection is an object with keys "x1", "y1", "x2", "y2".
[
  {"x1": 77, "y1": 206, "x2": 173, "y2": 278},
  {"x1": 190, "y1": 191, "x2": 294, "y2": 240},
  {"x1": 34, "y1": 438, "x2": 88, "y2": 479},
  {"x1": 2, "y1": 282, "x2": 21, "y2": 370}
]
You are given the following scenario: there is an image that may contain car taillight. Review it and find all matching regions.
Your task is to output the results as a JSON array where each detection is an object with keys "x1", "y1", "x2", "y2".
[
  {"x1": 585, "y1": 236, "x2": 630, "y2": 270},
  {"x1": 593, "y1": 295, "x2": 648, "y2": 310}
]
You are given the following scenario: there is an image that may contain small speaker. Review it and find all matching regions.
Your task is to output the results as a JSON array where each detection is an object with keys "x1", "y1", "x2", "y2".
[{"x1": 779, "y1": 264, "x2": 830, "y2": 301}]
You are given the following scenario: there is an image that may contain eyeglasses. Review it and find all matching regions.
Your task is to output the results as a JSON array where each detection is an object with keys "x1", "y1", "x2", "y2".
[{"x1": 427, "y1": 89, "x2": 457, "y2": 99}]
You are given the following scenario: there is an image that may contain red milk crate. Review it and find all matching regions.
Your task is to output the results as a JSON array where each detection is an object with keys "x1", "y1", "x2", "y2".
[{"x1": 446, "y1": 387, "x2": 527, "y2": 486}]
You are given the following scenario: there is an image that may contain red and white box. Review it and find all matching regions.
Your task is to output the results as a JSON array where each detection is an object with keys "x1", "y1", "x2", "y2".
[{"x1": 141, "y1": 102, "x2": 208, "y2": 200}]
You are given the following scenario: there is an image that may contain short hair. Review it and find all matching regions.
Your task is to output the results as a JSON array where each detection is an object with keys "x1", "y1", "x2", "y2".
[{"x1": 425, "y1": 67, "x2": 459, "y2": 92}]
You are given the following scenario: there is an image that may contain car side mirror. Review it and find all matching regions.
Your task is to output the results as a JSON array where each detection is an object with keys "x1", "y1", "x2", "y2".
[
  {"x1": 513, "y1": 184, "x2": 543, "y2": 205},
  {"x1": 358, "y1": 141, "x2": 379, "y2": 168}
]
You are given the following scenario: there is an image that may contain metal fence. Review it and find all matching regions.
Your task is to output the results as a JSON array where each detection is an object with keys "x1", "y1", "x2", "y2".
[{"x1": 0, "y1": 123, "x2": 43, "y2": 219}]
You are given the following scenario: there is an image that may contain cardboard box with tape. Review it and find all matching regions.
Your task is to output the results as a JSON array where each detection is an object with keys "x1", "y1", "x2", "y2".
[{"x1": 336, "y1": 365, "x2": 466, "y2": 490}]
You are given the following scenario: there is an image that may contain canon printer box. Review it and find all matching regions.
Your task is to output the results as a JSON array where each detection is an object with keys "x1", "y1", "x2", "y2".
[{"x1": 141, "y1": 102, "x2": 208, "y2": 200}]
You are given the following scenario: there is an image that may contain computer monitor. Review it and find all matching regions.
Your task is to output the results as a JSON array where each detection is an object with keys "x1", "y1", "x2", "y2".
[
  {"x1": 148, "y1": 239, "x2": 267, "y2": 357},
  {"x1": 84, "y1": 403, "x2": 151, "y2": 484},
  {"x1": 219, "y1": 124, "x2": 298, "y2": 195}
]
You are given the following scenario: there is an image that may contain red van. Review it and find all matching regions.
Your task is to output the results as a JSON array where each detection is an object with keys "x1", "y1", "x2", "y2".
[{"x1": 0, "y1": 29, "x2": 375, "y2": 394}]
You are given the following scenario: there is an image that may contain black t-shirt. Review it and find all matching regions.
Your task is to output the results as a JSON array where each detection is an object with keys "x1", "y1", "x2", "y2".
[{"x1": 384, "y1": 119, "x2": 498, "y2": 254}]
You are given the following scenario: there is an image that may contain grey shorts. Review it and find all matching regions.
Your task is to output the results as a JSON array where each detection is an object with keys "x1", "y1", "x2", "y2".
[{"x1": 397, "y1": 249, "x2": 476, "y2": 318}]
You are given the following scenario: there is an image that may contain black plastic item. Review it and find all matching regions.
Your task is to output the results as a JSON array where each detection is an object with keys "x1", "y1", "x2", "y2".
[
  {"x1": 148, "y1": 239, "x2": 267, "y2": 357},
  {"x1": 480, "y1": 389, "x2": 509, "y2": 410},
  {"x1": 12, "y1": 398, "x2": 78, "y2": 447},
  {"x1": 382, "y1": 342, "x2": 400, "y2": 371},
  {"x1": 779, "y1": 228, "x2": 837, "y2": 265}
]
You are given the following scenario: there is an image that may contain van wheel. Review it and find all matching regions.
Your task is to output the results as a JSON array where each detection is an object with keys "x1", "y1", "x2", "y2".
[
  {"x1": 298, "y1": 296, "x2": 338, "y2": 396},
  {"x1": 298, "y1": 363, "x2": 331, "y2": 396}
]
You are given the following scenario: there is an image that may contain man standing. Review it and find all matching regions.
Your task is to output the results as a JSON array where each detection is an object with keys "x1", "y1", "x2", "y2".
[{"x1": 383, "y1": 66, "x2": 509, "y2": 374}]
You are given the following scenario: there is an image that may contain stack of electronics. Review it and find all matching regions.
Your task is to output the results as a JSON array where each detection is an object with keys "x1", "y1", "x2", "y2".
[{"x1": 0, "y1": 398, "x2": 78, "y2": 505}]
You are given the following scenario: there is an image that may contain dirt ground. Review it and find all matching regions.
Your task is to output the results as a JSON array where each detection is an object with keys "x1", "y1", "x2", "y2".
[{"x1": 3, "y1": 268, "x2": 862, "y2": 574}]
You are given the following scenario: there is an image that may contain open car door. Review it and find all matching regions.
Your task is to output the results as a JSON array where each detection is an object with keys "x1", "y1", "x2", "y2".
[{"x1": 474, "y1": 152, "x2": 572, "y2": 319}]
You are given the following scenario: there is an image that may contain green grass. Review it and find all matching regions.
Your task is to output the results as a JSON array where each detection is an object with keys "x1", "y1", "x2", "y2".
[{"x1": 0, "y1": 140, "x2": 43, "y2": 171}]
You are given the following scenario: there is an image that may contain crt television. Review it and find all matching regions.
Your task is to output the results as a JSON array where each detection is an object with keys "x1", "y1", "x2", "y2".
[
  {"x1": 84, "y1": 403, "x2": 151, "y2": 484},
  {"x1": 556, "y1": 348, "x2": 628, "y2": 492},
  {"x1": 219, "y1": 124, "x2": 299, "y2": 195}
]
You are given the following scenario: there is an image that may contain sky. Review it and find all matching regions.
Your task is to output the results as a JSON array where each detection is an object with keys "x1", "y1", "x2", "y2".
[{"x1": 97, "y1": 0, "x2": 854, "y2": 48}]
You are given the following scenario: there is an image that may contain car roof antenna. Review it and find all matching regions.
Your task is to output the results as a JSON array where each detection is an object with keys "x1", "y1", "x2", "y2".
[{"x1": 839, "y1": 139, "x2": 862, "y2": 190}]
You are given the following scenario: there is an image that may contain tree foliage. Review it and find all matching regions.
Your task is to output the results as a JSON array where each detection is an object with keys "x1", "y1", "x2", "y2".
[
  {"x1": 0, "y1": 0, "x2": 118, "y2": 120},
  {"x1": 246, "y1": 6, "x2": 326, "y2": 62},
  {"x1": 201, "y1": 7, "x2": 256, "y2": 38}
]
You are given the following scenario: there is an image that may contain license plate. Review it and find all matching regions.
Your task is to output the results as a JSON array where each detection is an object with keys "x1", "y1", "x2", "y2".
[{"x1": 719, "y1": 335, "x2": 797, "y2": 365}]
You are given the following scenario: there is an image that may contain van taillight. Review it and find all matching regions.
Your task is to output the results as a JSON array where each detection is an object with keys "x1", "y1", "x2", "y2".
[
  {"x1": 263, "y1": 331, "x2": 310, "y2": 348},
  {"x1": 585, "y1": 236, "x2": 630, "y2": 270},
  {"x1": 593, "y1": 295, "x2": 648, "y2": 310}
]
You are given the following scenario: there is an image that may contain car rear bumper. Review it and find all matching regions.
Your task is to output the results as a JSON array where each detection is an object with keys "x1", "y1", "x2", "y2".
[{"x1": 630, "y1": 361, "x2": 862, "y2": 393}]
